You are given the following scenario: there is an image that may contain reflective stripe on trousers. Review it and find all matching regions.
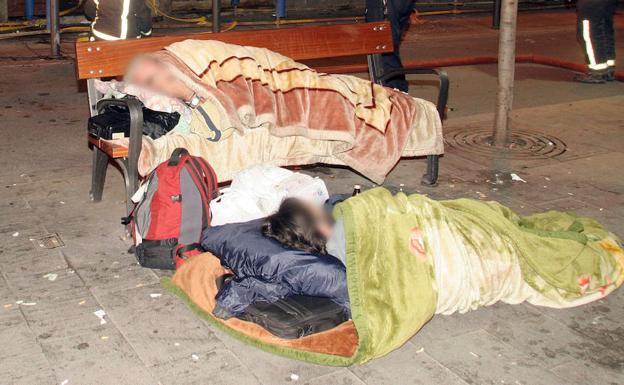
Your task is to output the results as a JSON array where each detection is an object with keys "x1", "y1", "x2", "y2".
[{"x1": 581, "y1": 19, "x2": 609, "y2": 71}]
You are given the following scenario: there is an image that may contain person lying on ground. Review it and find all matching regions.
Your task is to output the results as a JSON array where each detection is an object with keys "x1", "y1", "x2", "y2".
[
  {"x1": 203, "y1": 198, "x2": 350, "y2": 320},
  {"x1": 219, "y1": 187, "x2": 623, "y2": 318}
]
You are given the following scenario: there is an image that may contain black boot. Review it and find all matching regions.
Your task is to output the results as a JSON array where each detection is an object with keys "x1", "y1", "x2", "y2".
[
  {"x1": 604, "y1": 67, "x2": 616, "y2": 81},
  {"x1": 573, "y1": 71, "x2": 607, "y2": 84}
]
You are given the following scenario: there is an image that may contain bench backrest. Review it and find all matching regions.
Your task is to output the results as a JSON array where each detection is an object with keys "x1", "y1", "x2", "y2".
[{"x1": 75, "y1": 22, "x2": 393, "y2": 80}]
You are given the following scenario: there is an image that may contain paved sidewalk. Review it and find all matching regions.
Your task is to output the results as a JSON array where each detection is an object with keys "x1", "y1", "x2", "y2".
[{"x1": 1, "y1": 10, "x2": 623, "y2": 385}]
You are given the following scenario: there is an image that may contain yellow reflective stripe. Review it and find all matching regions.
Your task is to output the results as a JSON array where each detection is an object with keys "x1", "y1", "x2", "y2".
[
  {"x1": 582, "y1": 20, "x2": 609, "y2": 70},
  {"x1": 120, "y1": 0, "x2": 131, "y2": 39},
  {"x1": 582, "y1": 20, "x2": 597, "y2": 67},
  {"x1": 92, "y1": 27, "x2": 122, "y2": 40},
  {"x1": 589, "y1": 62, "x2": 609, "y2": 70}
]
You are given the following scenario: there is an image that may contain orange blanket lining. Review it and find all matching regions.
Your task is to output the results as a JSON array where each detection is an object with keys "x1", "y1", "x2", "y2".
[{"x1": 171, "y1": 253, "x2": 359, "y2": 357}]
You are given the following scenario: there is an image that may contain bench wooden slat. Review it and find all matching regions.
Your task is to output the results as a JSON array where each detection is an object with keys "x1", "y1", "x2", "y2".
[
  {"x1": 88, "y1": 135, "x2": 129, "y2": 158},
  {"x1": 75, "y1": 22, "x2": 392, "y2": 79}
]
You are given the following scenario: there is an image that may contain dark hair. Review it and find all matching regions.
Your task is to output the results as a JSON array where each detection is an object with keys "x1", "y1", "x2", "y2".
[{"x1": 261, "y1": 198, "x2": 328, "y2": 255}]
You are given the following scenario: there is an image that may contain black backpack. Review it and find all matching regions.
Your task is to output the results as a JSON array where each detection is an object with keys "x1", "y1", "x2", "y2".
[
  {"x1": 239, "y1": 296, "x2": 349, "y2": 339},
  {"x1": 216, "y1": 275, "x2": 348, "y2": 339}
]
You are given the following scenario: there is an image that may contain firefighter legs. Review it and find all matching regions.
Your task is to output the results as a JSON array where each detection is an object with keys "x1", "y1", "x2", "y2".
[
  {"x1": 365, "y1": 0, "x2": 415, "y2": 92},
  {"x1": 575, "y1": 0, "x2": 617, "y2": 82}
]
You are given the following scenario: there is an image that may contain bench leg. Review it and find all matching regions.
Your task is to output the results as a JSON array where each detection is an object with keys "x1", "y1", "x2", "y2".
[
  {"x1": 373, "y1": 68, "x2": 447, "y2": 187},
  {"x1": 421, "y1": 155, "x2": 439, "y2": 186},
  {"x1": 114, "y1": 158, "x2": 136, "y2": 219},
  {"x1": 90, "y1": 147, "x2": 109, "y2": 202},
  {"x1": 435, "y1": 70, "x2": 450, "y2": 120},
  {"x1": 114, "y1": 158, "x2": 134, "y2": 237}
]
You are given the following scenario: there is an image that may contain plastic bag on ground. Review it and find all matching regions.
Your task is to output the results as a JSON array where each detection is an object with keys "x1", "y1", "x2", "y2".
[{"x1": 210, "y1": 165, "x2": 329, "y2": 226}]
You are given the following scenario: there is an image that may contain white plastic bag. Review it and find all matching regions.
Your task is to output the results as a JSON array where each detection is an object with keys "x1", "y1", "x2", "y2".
[
  {"x1": 210, "y1": 165, "x2": 329, "y2": 226},
  {"x1": 209, "y1": 188, "x2": 266, "y2": 226},
  {"x1": 274, "y1": 173, "x2": 329, "y2": 206}
]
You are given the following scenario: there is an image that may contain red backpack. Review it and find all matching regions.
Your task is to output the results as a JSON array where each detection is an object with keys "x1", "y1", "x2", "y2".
[{"x1": 127, "y1": 148, "x2": 218, "y2": 270}]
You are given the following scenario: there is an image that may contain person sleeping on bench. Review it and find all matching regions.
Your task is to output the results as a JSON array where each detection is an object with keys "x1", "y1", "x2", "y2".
[{"x1": 121, "y1": 39, "x2": 444, "y2": 184}]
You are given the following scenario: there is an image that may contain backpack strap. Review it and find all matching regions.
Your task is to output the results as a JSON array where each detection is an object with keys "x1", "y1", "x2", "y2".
[
  {"x1": 176, "y1": 243, "x2": 203, "y2": 256},
  {"x1": 188, "y1": 157, "x2": 218, "y2": 225},
  {"x1": 168, "y1": 149, "x2": 211, "y2": 222},
  {"x1": 182, "y1": 158, "x2": 213, "y2": 230},
  {"x1": 168, "y1": 148, "x2": 190, "y2": 166},
  {"x1": 197, "y1": 106, "x2": 222, "y2": 142},
  {"x1": 194, "y1": 158, "x2": 219, "y2": 200},
  {"x1": 174, "y1": 243, "x2": 204, "y2": 269}
]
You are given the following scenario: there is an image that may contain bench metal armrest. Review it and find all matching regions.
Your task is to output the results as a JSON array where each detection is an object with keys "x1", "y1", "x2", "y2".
[
  {"x1": 377, "y1": 68, "x2": 449, "y2": 120},
  {"x1": 96, "y1": 98, "x2": 143, "y2": 197}
]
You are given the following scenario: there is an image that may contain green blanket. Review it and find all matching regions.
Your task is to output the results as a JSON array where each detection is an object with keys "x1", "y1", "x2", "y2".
[{"x1": 332, "y1": 187, "x2": 623, "y2": 363}]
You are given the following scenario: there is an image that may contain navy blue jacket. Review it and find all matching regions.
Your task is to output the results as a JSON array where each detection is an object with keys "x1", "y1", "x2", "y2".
[{"x1": 201, "y1": 219, "x2": 349, "y2": 316}]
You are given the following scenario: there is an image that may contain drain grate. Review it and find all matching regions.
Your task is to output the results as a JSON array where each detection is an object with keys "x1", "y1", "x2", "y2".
[
  {"x1": 31, "y1": 233, "x2": 65, "y2": 249},
  {"x1": 444, "y1": 128, "x2": 567, "y2": 160}
]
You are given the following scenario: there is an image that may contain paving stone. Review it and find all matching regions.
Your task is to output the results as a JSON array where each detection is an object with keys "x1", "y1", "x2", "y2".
[
  {"x1": 94, "y1": 283, "x2": 225, "y2": 367},
  {"x1": 39, "y1": 327, "x2": 158, "y2": 385},
  {"x1": 0, "y1": 274, "x2": 24, "y2": 334},
  {"x1": 0, "y1": 315, "x2": 57, "y2": 385},
  {"x1": 152, "y1": 348, "x2": 261, "y2": 385},
  {"x1": 6, "y1": 267, "x2": 85, "y2": 308},
  {"x1": 528, "y1": 300, "x2": 624, "y2": 370},
  {"x1": 530, "y1": 152, "x2": 624, "y2": 195},
  {"x1": 0, "y1": 221, "x2": 47, "y2": 252},
  {"x1": 351, "y1": 343, "x2": 468, "y2": 385},
  {"x1": 306, "y1": 369, "x2": 367, "y2": 385},
  {"x1": 219, "y1": 335, "x2": 341, "y2": 385},
  {"x1": 410, "y1": 303, "x2": 526, "y2": 347},
  {"x1": 76, "y1": 255, "x2": 160, "y2": 296},
  {"x1": 1, "y1": 172, "x2": 94, "y2": 204},
  {"x1": 0, "y1": 195, "x2": 32, "y2": 220},
  {"x1": 0, "y1": 360, "x2": 57, "y2": 385},
  {"x1": 424, "y1": 330, "x2": 568, "y2": 385},
  {"x1": 0, "y1": 247, "x2": 68, "y2": 278},
  {"x1": 19, "y1": 292, "x2": 108, "y2": 340},
  {"x1": 3, "y1": 266, "x2": 113, "y2": 341},
  {"x1": 483, "y1": 304, "x2": 620, "y2": 369},
  {"x1": 550, "y1": 359, "x2": 624, "y2": 385},
  {"x1": 58, "y1": 234, "x2": 133, "y2": 269}
]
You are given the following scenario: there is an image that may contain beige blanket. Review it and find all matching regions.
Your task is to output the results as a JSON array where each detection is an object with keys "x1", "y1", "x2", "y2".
[
  {"x1": 124, "y1": 96, "x2": 440, "y2": 182},
  {"x1": 122, "y1": 39, "x2": 444, "y2": 182}
]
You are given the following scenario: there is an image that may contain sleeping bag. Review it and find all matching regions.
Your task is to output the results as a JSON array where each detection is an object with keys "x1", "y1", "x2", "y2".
[
  {"x1": 163, "y1": 187, "x2": 624, "y2": 366},
  {"x1": 201, "y1": 219, "x2": 349, "y2": 316}
]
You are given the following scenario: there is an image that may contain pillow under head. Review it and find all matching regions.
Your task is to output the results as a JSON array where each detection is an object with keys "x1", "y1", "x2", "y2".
[{"x1": 201, "y1": 219, "x2": 349, "y2": 316}]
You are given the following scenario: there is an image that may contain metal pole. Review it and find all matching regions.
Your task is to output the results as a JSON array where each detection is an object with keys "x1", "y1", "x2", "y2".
[
  {"x1": 49, "y1": 0, "x2": 60, "y2": 57},
  {"x1": 25, "y1": 0, "x2": 35, "y2": 19},
  {"x1": 492, "y1": 0, "x2": 502, "y2": 29},
  {"x1": 492, "y1": 0, "x2": 518, "y2": 147},
  {"x1": 276, "y1": 0, "x2": 286, "y2": 19},
  {"x1": 212, "y1": 0, "x2": 220, "y2": 32}
]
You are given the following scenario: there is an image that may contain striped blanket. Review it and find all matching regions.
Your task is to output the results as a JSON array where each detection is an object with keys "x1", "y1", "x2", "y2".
[{"x1": 131, "y1": 39, "x2": 443, "y2": 183}]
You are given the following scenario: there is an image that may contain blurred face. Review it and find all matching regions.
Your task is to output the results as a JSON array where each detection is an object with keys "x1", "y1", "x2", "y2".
[
  {"x1": 129, "y1": 58, "x2": 194, "y2": 101},
  {"x1": 303, "y1": 202, "x2": 334, "y2": 240}
]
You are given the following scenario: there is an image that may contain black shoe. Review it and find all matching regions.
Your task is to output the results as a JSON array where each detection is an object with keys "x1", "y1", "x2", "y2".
[
  {"x1": 604, "y1": 67, "x2": 616, "y2": 82},
  {"x1": 573, "y1": 72, "x2": 606, "y2": 84}
]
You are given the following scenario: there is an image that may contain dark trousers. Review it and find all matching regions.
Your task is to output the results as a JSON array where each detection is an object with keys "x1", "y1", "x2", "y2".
[
  {"x1": 366, "y1": 0, "x2": 415, "y2": 92},
  {"x1": 576, "y1": 0, "x2": 617, "y2": 71}
]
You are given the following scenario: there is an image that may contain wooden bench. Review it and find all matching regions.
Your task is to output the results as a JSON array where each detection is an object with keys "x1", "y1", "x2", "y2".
[{"x1": 75, "y1": 22, "x2": 448, "y2": 216}]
